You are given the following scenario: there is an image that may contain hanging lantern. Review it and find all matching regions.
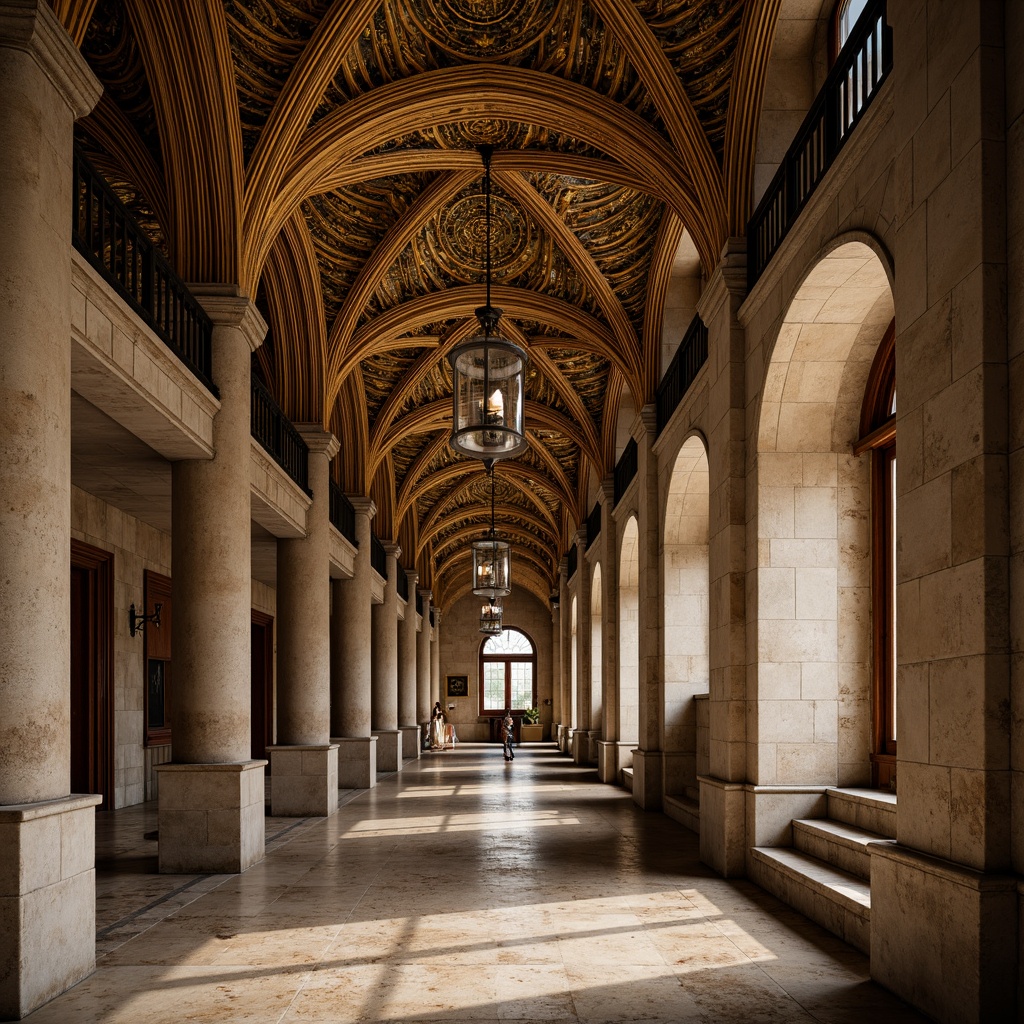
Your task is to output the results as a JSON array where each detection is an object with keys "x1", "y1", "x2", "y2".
[
  {"x1": 447, "y1": 146, "x2": 528, "y2": 462},
  {"x1": 479, "y1": 599, "x2": 503, "y2": 635},
  {"x1": 472, "y1": 532, "x2": 512, "y2": 599}
]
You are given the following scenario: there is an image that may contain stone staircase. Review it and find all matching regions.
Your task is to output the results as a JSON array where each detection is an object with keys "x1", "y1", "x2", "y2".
[{"x1": 750, "y1": 788, "x2": 896, "y2": 955}]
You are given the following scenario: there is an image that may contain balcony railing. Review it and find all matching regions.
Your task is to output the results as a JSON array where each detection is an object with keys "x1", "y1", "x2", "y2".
[
  {"x1": 566, "y1": 544, "x2": 578, "y2": 581},
  {"x1": 329, "y1": 480, "x2": 357, "y2": 546},
  {"x1": 397, "y1": 567, "x2": 409, "y2": 601},
  {"x1": 370, "y1": 534, "x2": 387, "y2": 578},
  {"x1": 72, "y1": 147, "x2": 216, "y2": 396},
  {"x1": 250, "y1": 375, "x2": 309, "y2": 493},
  {"x1": 748, "y1": 0, "x2": 892, "y2": 289},
  {"x1": 585, "y1": 501, "x2": 601, "y2": 550},
  {"x1": 614, "y1": 438, "x2": 638, "y2": 507},
  {"x1": 657, "y1": 313, "x2": 708, "y2": 434}
]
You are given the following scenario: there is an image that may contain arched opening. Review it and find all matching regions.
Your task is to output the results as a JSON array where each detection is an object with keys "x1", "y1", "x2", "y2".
[
  {"x1": 756, "y1": 239, "x2": 894, "y2": 787},
  {"x1": 570, "y1": 595, "x2": 578, "y2": 733},
  {"x1": 479, "y1": 627, "x2": 537, "y2": 717},
  {"x1": 590, "y1": 562, "x2": 603, "y2": 750},
  {"x1": 662, "y1": 435, "x2": 710, "y2": 802},
  {"x1": 618, "y1": 516, "x2": 640, "y2": 752}
]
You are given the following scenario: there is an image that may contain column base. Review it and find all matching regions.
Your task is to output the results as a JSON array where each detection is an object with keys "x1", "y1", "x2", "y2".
[
  {"x1": 630, "y1": 750, "x2": 663, "y2": 810},
  {"x1": 268, "y1": 745, "x2": 338, "y2": 817},
  {"x1": 597, "y1": 740, "x2": 633, "y2": 784},
  {"x1": 556, "y1": 724, "x2": 569, "y2": 753},
  {"x1": 400, "y1": 725, "x2": 422, "y2": 761},
  {"x1": 584, "y1": 730, "x2": 601, "y2": 765},
  {"x1": 870, "y1": 842, "x2": 1017, "y2": 1023},
  {"x1": 0, "y1": 795, "x2": 102, "y2": 1019},
  {"x1": 155, "y1": 761, "x2": 266, "y2": 874},
  {"x1": 334, "y1": 736, "x2": 376, "y2": 789},
  {"x1": 570, "y1": 730, "x2": 586, "y2": 764},
  {"x1": 373, "y1": 730, "x2": 403, "y2": 773},
  {"x1": 697, "y1": 775, "x2": 746, "y2": 878}
]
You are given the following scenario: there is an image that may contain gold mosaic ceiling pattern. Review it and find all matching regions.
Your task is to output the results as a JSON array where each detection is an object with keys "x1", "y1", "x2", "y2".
[{"x1": 69, "y1": 0, "x2": 779, "y2": 608}]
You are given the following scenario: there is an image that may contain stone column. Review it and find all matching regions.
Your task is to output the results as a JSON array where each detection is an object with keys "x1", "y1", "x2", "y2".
[
  {"x1": 631, "y1": 405, "x2": 664, "y2": 809},
  {"x1": 159, "y1": 290, "x2": 267, "y2": 874},
  {"x1": 372, "y1": 543, "x2": 402, "y2": 772},
  {"x1": 416, "y1": 588, "x2": 432, "y2": 731},
  {"x1": 330, "y1": 498, "x2": 377, "y2": 789},
  {"x1": 557, "y1": 559, "x2": 570, "y2": 752},
  {"x1": 398, "y1": 567, "x2": 420, "y2": 760},
  {"x1": 430, "y1": 609, "x2": 441, "y2": 707},
  {"x1": 571, "y1": 530, "x2": 591, "y2": 764},
  {"x1": 269, "y1": 428, "x2": 339, "y2": 816},
  {"x1": 695, "y1": 242, "x2": 748, "y2": 875},
  {"x1": 550, "y1": 597, "x2": 561, "y2": 743},
  {"x1": 597, "y1": 478, "x2": 624, "y2": 783},
  {"x1": 868, "y1": 4, "x2": 1016, "y2": 1020},
  {"x1": 0, "y1": 4, "x2": 101, "y2": 1015}
]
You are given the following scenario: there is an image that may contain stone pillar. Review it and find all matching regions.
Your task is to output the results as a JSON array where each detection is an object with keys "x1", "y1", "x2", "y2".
[
  {"x1": 868, "y1": 4, "x2": 1016, "y2": 1020},
  {"x1": 398, "y1": 567, "x2": 420, "y2": 760},
  {"x1": 550, "y1": 597, "x2": 561, "y2": 743},
  {"x1": 159, "y1": 290, "x2": 267, "y2": 874},
  {"x1": 270, "y1": 428, "x2": 339, "y2": 816},
  {"x1": 330, "y1": 498, "x2": 377, "y2": 789},
  {"x1": 416, "y1": 589, "x2": 432, "y2": 731},
  {"x1": 695, "y1": 242, "x2": 748, "y2": 875},
  {"x1": 430, "y1": 609, "x2": 441, "y2": 707},
  {"x1": 372, "y1": 543, "x2": 402, "y2": 772},
  {"x1": 557, "y1": 559, "x2": 570, "y2": 752},
  {"x1": 571, "y1": 528, "x2": 591, "y2": 764},
  {"x1": 0, "y1": 4, "x2": 101, "y2": 1015},
  {"x1": 597, "y1": 478, "x2": 625, "y2": 783},
  {"x1": 631, "y1": 405, "x2": 663, "y2": 809}
]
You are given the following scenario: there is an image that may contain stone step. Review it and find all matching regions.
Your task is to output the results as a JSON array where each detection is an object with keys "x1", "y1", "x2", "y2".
[
  {"x1": 663, "y1": 794, "x2": 699, "y2": 835},
  {"x1": 750, "y1": 846, "x2": 871, "y2": 954},
  {"x1": 621, "y1": 766, "x2": 634, "y2": 790},
  {"x1": 826, "y1": 787, "x2": 896, "y2": 838},
  {"x1": 792, "y1": 818, "x2": 892, "y2": 881}
]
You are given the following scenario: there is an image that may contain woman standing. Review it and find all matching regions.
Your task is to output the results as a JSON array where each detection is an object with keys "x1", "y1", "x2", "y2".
[{"x1": 430, "y1": 701, "x2": 447, "y2": 750}]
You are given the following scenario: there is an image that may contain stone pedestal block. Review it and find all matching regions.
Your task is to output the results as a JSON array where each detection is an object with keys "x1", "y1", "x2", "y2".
[
  {"x1": 597, "y1": 740, "x2": 633, "y2": 784},
  {"x1": 586, "y1": 730, "x2": 601, "y2": 765},
  {"x1": 400, "y1": 726, "x2": 422, "y2": 760},
  {"x1": 557, "y1": 724, "x2": 569, "y2": 753},
  {"x1": 0, "y1": 795, "x2": 102, "y2": 1019},
  {"x1": 268, "y1": 745, "x2": 338, "y2": 817},
  {"x1": 745, "y1": 785, "x2": 827, "y2": 848},
  {"x1": 630, "y1": 750, "x2": 663, "y2": 810},
  {"x1": 698, "y1": 776, "x2": 746, "y2": 878},
  {"x1": 335, "y1": 736, "x2": 376, "y2": 790},
  {"x1": 156, "y1": 761, "x2": 266, "y2": 873},
  {"x1": 374, "y1": 730, "x2": 403, "y2": 773},
  {"x1": 870, "y1": 843, "x2": 1017, "y2": 1024}
]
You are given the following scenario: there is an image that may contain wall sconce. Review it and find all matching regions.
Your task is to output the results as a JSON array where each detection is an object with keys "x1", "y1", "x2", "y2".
[
  {"x1": 542, "y1": 698, "x2": 552, "y2": 706},
  {"x1": 129, "y1": 602, "x2": 161, "y2": 638}
]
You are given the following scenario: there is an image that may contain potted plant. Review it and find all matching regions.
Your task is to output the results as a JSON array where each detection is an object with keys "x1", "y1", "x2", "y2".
[{"x1": 520, "y1": 707, "x2": 543, "y2": 742}]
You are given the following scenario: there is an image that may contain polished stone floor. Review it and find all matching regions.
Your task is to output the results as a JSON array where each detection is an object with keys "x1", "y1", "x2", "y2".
[{"x1": 26, "y1": 744, "x2": 927, "y2": 1023}]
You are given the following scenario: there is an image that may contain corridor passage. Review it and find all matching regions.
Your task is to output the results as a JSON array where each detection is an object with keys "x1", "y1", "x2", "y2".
[{"x1": 27, "y1": 746, "x2": 925, "y2": 1023}]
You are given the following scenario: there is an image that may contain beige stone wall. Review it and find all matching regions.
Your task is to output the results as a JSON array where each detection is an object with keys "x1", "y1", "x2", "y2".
[
  {"x1": 440, "y1": 589, "x2": 554, "y2": 741},
  {"x1": 617, "y1": 515, "x2": 640, "y2": 746},
  {"x1": 71, "y1": 485, "x2": 171, "y2": 809}
]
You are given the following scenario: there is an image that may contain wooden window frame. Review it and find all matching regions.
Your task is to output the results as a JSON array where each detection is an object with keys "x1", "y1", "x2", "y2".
[
  {"x1": 478, "y1": 627, "x2": 538, "y2": 718},
  {"x1": 855, "y1": 320, "x2": 896, "y2": 788}
]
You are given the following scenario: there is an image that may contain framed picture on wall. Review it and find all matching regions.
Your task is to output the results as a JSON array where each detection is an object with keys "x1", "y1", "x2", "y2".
[{"x1": 446, "y1": 674, "x2": 468, "y2": 697}]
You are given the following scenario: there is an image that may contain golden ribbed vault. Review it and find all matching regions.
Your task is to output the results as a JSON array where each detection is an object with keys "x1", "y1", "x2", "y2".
[{"x1": 65, "y1": 0, "x2": 782, "y2": 609}]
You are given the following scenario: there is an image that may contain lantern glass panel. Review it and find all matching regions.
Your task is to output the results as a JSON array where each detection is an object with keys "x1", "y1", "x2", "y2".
[
  {"x1": 479, "y1": 600, "x2": 503, "y2": 635},
  {"x1": 472, "y1": 536, "x2": 511, "y2": 598}
]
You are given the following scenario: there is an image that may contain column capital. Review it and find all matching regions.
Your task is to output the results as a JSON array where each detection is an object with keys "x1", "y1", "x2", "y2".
[
  {"x1": 404, "y1": 567, "x2": 419, "y2": 587},
  {"x1": 193, "y1": 288, "x2": 267, "y2": 352},
  {"x1": 295, "y1": 425, "x2": 340, "y2": 461},
  {"x1": 384, "y1": 542, "x2": 402, "y2": 562},
  {"x1": 417, "y1": 587, "x2": 432, "y2": 603},
  {"x1": 0, "y1": 0, "x2": 101, "y2": 117},
  {"x1": 599, "y1": 475, "x2": 615, "y2": 505},
  {"x1": 698, "y1": 237, "x2": 748, "y2": 325},
  {"x1": 573, "y1": 527, "x2": 587, "y2": 550},
  {"x1": 558, "y1": 557, "x2": 568, "y2": 579},
  {"x1": 349, "y1": 497, "x2": 376, "y2": 520},
  {"x1": 630, "y1": 404, "x2": 658, "y2": 442}
]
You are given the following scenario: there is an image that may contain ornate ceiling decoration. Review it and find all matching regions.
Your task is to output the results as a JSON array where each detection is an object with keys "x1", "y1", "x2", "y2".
[{"x1": 69, "y1": 0, "x2": 782, "y2": 609}]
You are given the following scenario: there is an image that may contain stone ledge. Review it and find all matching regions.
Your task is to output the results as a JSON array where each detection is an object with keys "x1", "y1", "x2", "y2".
[
  {"x1": 0, "y1": 793, "x2": 101, "y2": 823},
  {"x1": 869, "y1": 841, "x2": 1018, "y2": 892}
]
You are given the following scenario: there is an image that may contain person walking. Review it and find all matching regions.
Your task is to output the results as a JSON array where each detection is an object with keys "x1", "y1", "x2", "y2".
[{"x1": 501, "y1": 709, "x2": 515, "y2": 762}]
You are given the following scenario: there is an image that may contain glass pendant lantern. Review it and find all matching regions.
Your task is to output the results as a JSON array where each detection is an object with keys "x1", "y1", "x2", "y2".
[
  {"x1": 471, "y1": 466, "x2": 512, "y2": 599},
  {"x1": 447, "y1": 146, "x2": 528, "y2": 462},
  {"x1": 479, "y1": 599, "x2": 503, "y2": 635}
]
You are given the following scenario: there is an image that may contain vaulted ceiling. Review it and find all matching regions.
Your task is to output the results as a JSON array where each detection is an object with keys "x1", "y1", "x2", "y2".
[{"x1": 61, "y1": 0, "x2": 783, "y2": 609}]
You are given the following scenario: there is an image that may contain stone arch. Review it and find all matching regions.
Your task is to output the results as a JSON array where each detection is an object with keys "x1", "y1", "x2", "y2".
[
  {"x1": 754, "y1": 238, "x2": 894, "y2": 787},
  {"x1": 569, "y1": 594, "x2": 578, "y2": 733},
  {"x1": 662, "y1": 433, "x2": 710, "y2": 802},
  {"x1": 590, "y1": 561, "x2": 603, "y2": 753}
]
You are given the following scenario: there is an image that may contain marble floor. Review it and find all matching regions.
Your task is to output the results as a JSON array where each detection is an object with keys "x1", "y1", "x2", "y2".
[{"x1": 26, "y1": 744, "x2": 928, "y2": 1023}]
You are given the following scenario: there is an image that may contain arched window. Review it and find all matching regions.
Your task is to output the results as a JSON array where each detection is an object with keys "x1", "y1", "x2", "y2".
[
  {"x1": 479, "y1": 627, "x2": 537, "y2": 716},
  {"x1": 855, "y1": 319, "x2": 896, "y2": 787},
  {"x1": 830, "y1": 0, "x2": 870, "y2": 64}
]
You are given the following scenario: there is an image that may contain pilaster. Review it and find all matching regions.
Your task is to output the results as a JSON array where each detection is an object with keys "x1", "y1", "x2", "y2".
[{"x1": 372, "y1": 543, "x2": 402, "y2": 772}]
